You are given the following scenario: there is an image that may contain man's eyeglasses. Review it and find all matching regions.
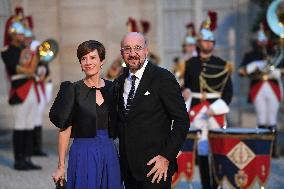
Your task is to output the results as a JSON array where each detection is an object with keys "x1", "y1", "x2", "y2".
[{"x1": 120, "y1": 46, "x2": 145, "y2": 54}]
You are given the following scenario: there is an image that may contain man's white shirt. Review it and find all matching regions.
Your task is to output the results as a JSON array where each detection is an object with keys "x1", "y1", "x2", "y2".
[{"x1": 123, "y1": 60, "x2": 148, "y2": 108}]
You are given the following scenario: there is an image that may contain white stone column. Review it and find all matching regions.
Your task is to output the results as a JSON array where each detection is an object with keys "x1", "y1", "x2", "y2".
[
  {"x1": 194, "y1": 0, "x2": 203, "y2": 30},
  {"x1": 157, "y1": 0, "x2": 164, "y2": 67},
  {"x1": 228, "y1": 28, "x2": 236, "y2": 63}
]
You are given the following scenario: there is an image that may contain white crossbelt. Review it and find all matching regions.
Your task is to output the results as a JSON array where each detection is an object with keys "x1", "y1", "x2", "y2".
[
  {"x1": 191, "y1": 92, "x2": 221, "y2": 99},
  {"x1": 11, "y1": 74, "x2": 29, "y2": 81}
]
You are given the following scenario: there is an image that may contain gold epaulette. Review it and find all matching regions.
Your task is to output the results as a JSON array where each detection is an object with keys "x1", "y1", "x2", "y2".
[
  {"x1": 177, "y1": 59, "x2": 186, "y2": 77},
  {"x1": 225, "y1": 61, "x2": 234, "y2": 74}
]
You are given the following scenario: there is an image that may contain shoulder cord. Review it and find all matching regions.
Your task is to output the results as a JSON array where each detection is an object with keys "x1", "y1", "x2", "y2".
[{"x1": 199, "y1": 66, "x2": 230, "y2": 94}]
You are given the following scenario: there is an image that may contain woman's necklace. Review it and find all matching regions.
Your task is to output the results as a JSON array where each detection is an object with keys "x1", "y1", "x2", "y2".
[{"x1": 85, "y1": 78, "x2": 101, "y2": 89}]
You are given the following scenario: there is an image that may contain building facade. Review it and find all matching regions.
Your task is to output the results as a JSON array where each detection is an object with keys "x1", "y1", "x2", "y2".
[{"x1": 0, "y1": 0, "x2": 258, "y2": 128}]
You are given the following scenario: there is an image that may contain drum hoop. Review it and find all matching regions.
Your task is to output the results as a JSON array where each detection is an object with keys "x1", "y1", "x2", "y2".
[
  {"x1": 187, "y1": 129, "x2": 201, "y2": 139},
  {"x1": 186, "y1": 133, "x2": 199, "y2": 139},
  {"x1": 208, "y1": 133, "x2": 274, "y2": 140}
]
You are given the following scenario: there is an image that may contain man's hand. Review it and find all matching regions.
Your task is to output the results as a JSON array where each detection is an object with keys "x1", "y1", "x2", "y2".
[{"x1": 146, "y1": 155, "x2": 169, "y2": 183}]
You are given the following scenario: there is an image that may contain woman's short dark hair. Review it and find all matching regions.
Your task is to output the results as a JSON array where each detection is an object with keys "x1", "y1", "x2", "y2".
[{"x1": 77, "y1": 40, "x2": 105, "y2": 62}]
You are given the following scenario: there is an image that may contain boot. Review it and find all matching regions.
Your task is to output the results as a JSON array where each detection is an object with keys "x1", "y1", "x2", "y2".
[
  {"x1": 25, "y1": 157, "x2": 42, "y2": 170},
  {"x1": 270, "y1": 126, "x2": 279, "y2": 158},
  {"x1": 198, "y1": 155, "x2": 212, "y2": 189},
  {"x1": 13, "y1": 130, "x2": 29, "y2": 170},
  {"x1": 32, "y1": 126, "x2": 48, "y2": 156},
  {"x1": 210, "y1": 156, "x2": 219, "y2": 189},
  {"x1": 24, "y1": 130, "x2": 42, "y2": 170}
]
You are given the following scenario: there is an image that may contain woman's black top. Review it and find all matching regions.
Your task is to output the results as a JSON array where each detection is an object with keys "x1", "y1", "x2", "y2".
[
  {"x1": 97, "y1": 102, "x2": 108, "y2": 130},
  {"x1": 49, "y1": 79, "x2": 117, "y2": 138}
]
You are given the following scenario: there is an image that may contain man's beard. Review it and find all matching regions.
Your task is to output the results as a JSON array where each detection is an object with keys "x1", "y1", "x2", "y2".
[
  {"x1": 201, "y1": 48, "x2": 213, "y2": 55},
  {"x1": 127, "y1": 54, "x2": 144, "y2": 71}
]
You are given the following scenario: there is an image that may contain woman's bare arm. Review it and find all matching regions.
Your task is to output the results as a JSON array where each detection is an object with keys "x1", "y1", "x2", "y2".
[{"x1": 52, "y1": 126, "x2": 72, "y2": 182}]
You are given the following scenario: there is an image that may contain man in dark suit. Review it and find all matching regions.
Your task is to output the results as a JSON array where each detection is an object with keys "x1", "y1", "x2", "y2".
[{"x1": 115, "y1": 32, "x2": 189, "y2": 189}]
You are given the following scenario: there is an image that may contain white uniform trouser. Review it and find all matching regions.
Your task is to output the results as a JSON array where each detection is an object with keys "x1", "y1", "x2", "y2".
[
  {"x1": 34, "y1": 82, "x2": 53, "y2": 126},
  {"x1": 253, "y1": 82, "x2": 280, "y2": 126},
  {"x1": 13, "y1": 84, "x2": 38, "y2": 130},
  {"x1": 45, "y1": 82, "x2": 53, "y2": 103}
]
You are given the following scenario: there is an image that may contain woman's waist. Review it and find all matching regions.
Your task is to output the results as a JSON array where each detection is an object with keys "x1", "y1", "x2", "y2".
[
  {"x1": 71, "y1": 129, "x2": 110, "y2": 139},
  {"x1": 70, "y1": 130, "x2": 116, "y2": 152}
]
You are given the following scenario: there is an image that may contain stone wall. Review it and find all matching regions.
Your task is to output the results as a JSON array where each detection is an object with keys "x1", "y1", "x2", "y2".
[
  {"x1": 1, "y1": 0, "x2": 255, "y2": 84},
  {"x1": 0, "y1": 0, "x2": 269, "y2": 129}
]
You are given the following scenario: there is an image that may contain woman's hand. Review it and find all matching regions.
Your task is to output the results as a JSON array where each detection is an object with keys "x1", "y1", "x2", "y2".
[
  {"x1": 52, "y1": 167, "x2": 65, "y2": 184},
  {"x1": 53, "y1": 127, "x2": 71, "y2": 186}
]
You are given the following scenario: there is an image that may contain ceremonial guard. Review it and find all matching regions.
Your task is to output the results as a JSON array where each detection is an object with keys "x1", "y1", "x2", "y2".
[
  {"x1": 239, "y1": 25, "x2": 284, "y2": 157},
  {"x1": 23, "y1": 28, "x2": 51, "y2": 156},
  {"x1": 184, "y1": 11, "x2": 233, "y2": 189},
  {"x1": 33, "y1": 55, "x2": 52, "y2": 157},
  {"x1": 172, "y1": 22, "x2": 198, "y2": 87},
  {"x1": 1, "y1": 7, "x2": 41, "y2": 170},
  {"x1": 171, "y1": 22, "x2": 199, "y2": 189}
]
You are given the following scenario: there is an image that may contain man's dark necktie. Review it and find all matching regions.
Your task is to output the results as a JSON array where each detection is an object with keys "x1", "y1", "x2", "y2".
[{"x1": 125, "y1": 75, "x2": 137, "y2": 116}]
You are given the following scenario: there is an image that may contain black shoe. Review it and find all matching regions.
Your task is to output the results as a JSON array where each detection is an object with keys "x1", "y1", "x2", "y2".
[
  {"x1": 272, "y1": 152, "x2": 280, "y2": 159},
  {"x1": 14, "y1": 161, "x2": 29, "y2": 171},
  {"x1": 33, "y1": 127, "x2": 48, "y2": 157},
  {"x1": 33, "y1": 150, "x2": 48, "y2": 157},
  {"x1": 25, "y1": 159, "x2": 42, "y2": 170}
]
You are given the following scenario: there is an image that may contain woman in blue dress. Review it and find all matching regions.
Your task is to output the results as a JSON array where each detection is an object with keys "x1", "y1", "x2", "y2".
[{"x1": 50, "y1": 40, "x2": 122, "y2": 189}]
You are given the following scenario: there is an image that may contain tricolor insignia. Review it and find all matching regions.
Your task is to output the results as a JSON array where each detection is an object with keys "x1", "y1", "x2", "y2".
[
  {"x1": 209, "y1": 130, "x2": 274, "y2": 189},
  {"x1": 172, "y1": 130, "x2": 199, "y2": 188}
]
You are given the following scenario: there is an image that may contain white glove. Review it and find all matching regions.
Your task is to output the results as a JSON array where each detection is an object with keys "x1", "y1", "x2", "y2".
[
  {"x1": 246, "y1": 60, "x2": 267, "y2": 74},
  {"x1": 269, "y1": 68, "x2": 281, "y2": 79},
  {"x1": 255, "y1": 60, "x2": 267, "y2": 70},
  {"x1": 246, "y1": 62, "x2": 257, "y2": 74},
  {"x1": 30, "y1": 40, "x2": 41, "y2": 51},
  {"x1": 209, "y1": 99, "x2": 230, "y2": 115}
]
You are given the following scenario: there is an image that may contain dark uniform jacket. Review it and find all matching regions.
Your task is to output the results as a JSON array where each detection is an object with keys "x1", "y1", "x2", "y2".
[
  {"x1": 1, "y1": 45, "x2": 34, "y2": 105},
  {"x1": 184, "y1": 55, "x2": 233, "y2": 107}
]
